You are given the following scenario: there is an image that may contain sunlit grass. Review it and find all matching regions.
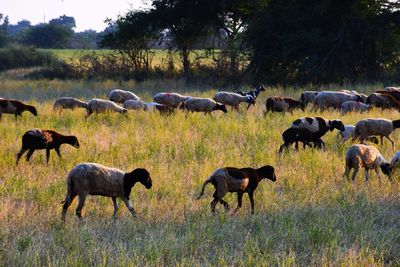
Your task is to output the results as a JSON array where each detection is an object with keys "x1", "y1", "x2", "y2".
[{"x1": 0, "y1": 79, "x2": 399, "y2": 265}]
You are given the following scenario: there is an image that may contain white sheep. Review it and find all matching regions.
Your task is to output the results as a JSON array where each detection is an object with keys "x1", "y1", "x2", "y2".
[
  {"x1": 123, "y1": 100, "x2": 149, "y2": 111},
  {"x1": 108, "y1": 89, "x2": 140, "y2": 104},
  {"x1": 313, "y1": 91, "x2": 364, "y2": 110},
  {"x1": 213, "y1": 92, "x2": 255, "y2": 111},
  {"x1": 86, "y1": 98, "x2": 127, "y2": 117},
  {"x1": 300, "y1": 91, "x2": 319, "y2": 105},
  {"x1": 344, "y1": 144, "x2": 390, "y2": 183},
  {"x1": 53, "y1": 97, "x2": 88, "y2": 115},
  {"x1": 352, "y1": 118, "x2": 400, "y2": 148},
  {"x1": 61, "y1": 162, "x2": 152, "y2": 221},
  {"x1": 182, "y1": 97, "x2": 227, "y2": 114},
  {"x1": 340, "y1": 101, "x2": 371, "y2": 114},
  {"x1": 153, "y1": 92, "x2": 191, "y2": 109},
  {"x1": 337, "y1": 125, "x2": 378, "y2": 144}
]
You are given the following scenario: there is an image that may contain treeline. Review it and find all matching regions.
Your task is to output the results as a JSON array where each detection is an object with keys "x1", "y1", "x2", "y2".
[
  {"x1": 1, "y1": 0, "x2": 400, "y2": 85},
  {"x1": 99, "y1": 0, "x2": 400, "y2": 84}
]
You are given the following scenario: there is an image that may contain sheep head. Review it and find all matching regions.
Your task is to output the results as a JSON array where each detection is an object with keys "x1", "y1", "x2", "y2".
[
  {"x1": 130, "y1": 168, "x2": 152, "y2": 189},
  {"x1": 66, "y1": 136, "x2": 80, "y2": 148},
  {"x1": 329, "y1": 120, "x2": 345, "y2": 132},
  {"x1": 257, "y1": 165, "x2": 276, "y2": 182}
]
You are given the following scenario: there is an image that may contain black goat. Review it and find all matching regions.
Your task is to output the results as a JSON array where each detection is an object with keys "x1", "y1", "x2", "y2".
[{"x1": 236, "y1": 85, "x2": 265, "y2": 109}]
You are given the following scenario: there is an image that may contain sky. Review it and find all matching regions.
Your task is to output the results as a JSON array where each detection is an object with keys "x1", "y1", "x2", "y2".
[{"x1": 1, "y1": 0, "x2": 149, "y2": 32}]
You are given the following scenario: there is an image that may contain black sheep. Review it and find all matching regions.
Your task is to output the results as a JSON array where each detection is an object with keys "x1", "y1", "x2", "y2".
[
  {"x1": 16, "y1": 129, "x2": 79, "y2": 164},
  {"x1": 279, "y1": 127, "x2": 325, "y2": 153},
  {"x1": 0, "y1": 99, "x2": 37, "y2": 119}
]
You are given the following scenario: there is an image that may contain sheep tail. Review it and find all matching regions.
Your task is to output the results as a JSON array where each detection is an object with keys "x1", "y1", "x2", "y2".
[
  {"x1": 61, "y1": 179, "x2": 74, "y2": 204},
  {"x1": 197, "y1": 178, "x2": 212, "y2": 200}
]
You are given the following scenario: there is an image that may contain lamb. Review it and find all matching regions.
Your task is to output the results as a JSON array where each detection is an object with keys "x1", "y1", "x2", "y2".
[
  {"x1": 236, "y1": 85, "x2": 265, "y2": 109},
  {"x1": 213, "y1": 92, "x2": 255, "y2": 111},
  {"x1": 344, "y1": 144, "x2": 390, "y2": 183},
  {"x1": 86, "y1": 98, "x2": 127, "y2": 117},
  {"x1": 61, "y1": 162, "x2": 152, "y2": 221},
  {"x1": 108, "y1": 89, "x2": 140, "y2": 104},
  {"x1": 53, "y1": 97, "x2": 88, "y2": 115},
  {"x1": 352, "y1": 118, "x2": 400, "y2": 148},
  {"x1": 313, "y1": 91, "x2": 364, "y2": 110},
  {"x1": 366, "y1": 93, "x2": 400, "y2": 109},
  {"x1": 265, "y1": 96, "x2": 305, "y2": 113},
  {"x1": 181, "y1": 97, "x2": 227, "y2": 114},
  {"x1": 337, "y1": 125, "x2": 378, "y2": 144},
  {"x1": 16, "y1": 128, "x2": 79, "y2": 164},
  {"x1": 153, "y1": 92, "x2": 191, "y2": 110},
  {"x1": 278, "y1": 127, "x2": 325, "y2": 153},
  {"x1": 197, "y1": 165, "x2": 276, "y2": 215},
  {"x1": 0, "y1": 99, "x2": 37, "y2": 119},
  {"x1": 300, "y1": 91, "x2": 319, "y2": 105},
  {"x1": 340, "y1": 101, "x2": 371, "y2": 114}
]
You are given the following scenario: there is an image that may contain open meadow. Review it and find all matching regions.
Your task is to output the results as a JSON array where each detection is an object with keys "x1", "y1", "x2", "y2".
[{"x1": 0, "y1": 79, "x2": 399, "y2": 265}]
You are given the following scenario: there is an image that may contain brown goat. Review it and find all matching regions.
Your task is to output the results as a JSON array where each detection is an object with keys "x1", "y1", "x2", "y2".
[
  {"x1": 197, "y1": 166, "x2": 276, "y2": 215},
  {"x1": 265, "y1": 96, "x2": 305, "y2": 113},
  {"x1": 0, "y1": 99, "x2": 37, "y2": 119},
  {"x1": 16, "y1": 129, "x2": 79, "y2": 164}
]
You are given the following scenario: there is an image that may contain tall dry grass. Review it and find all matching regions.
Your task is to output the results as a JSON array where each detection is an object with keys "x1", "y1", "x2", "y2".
[{"x1": 0, "y1": 79, "x2": 399, "y2": 266}]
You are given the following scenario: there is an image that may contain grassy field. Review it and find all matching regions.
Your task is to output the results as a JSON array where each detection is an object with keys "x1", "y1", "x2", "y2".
[{"x1": 0, "y1": 79, "x2": 399, "y2": 265}]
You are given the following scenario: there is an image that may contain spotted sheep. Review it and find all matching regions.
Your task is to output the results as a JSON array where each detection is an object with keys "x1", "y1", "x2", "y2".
[
  {"x1": 108, "y1": 89, "x2": 140, "y2": 104},
  {"x1": 213, "y1": 92, "x2": 255, "y2": 111},
  {"x1": 53, "y1": 97, "x2": 88, "y2": 115},
  {"x1": 352, "y1": 118, "x2": 400, "y2": 148},
  {"x1": 86, "y1": 98, "x2": 127, "y2": 117},
  {"x1": 265, "y1": 96, "x2": 305, "y2": 113},
  {"x1": 197, "y1": 165, "x2": 276, "y2": 215},
  {"x1": 61, "y1": 162, "x2": 152, "y2": 222},
  {"x1": 180, "y1": 97, "x2": 227, "y2": 114},
  {"x1": 0, "y1": 99, "x2": 37, "y2": 119},
  {"x1": 344, "y1": 144, "x2": 390, "y2": 183},
  {"x1": 236, "y1": 85, "x2": 265, "y2": 109},
  {"x1": 16, "y1": 128, "x2": 79, "y2": 164}
]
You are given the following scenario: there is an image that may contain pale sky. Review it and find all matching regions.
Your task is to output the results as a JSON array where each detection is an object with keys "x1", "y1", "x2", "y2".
[{"x1": 1, "y1": 0, "x2": 150, "y2": 32}]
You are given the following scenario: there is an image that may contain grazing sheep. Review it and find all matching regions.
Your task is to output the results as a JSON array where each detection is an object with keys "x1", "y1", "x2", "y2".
[
  {"x1": 123, "y1": 100, "x2": 149, "y2": 111},
  {"x1": 86, "y1": 99, "x2": 127, "y2": 117},
  {"x1": 0, "y1": 99, "x2": 37, "y2": 119},
  {"x1": 16, "y1": 128, "x2": 79, "y2": 164},
  {"x1": 352, "y1": 118, "x2": 400, "y2": 148},
  {"x1": 265, "y1": 96, "x2": 305, "y2": 113},
  {"x1": 61, "y1": 162, "x2": 152, "y2": 221},
  {"x1": 181, "y1": 97, "x2": 227, "y2": 114},
  {"x1": 376, "y1": 90, "x2": 400, "y2": 103},
  {"x1": 213, "y1": 92, "x2": 255, "y2": 111},
  {"x1": 300, "y1": 91, "x2": 319, "y2": 105},
  {"x1": 291, "y1": 116, "x2": 345, "y2": 135},
  {"x1": 344, "y1": 144, "x2": 390, "y2": 183},
  {"x1": 53, "y1": 97, "x2": 88, "y2": 115},
  {"x1": 340, "y1": 101, "x2": 371, "y2": 114},
  {"x1": 313, "y1": 91, "x2": 364, "y2": 110},
  {"x1": 108, "y1": 89, "x2": 140, "y2": 104},
  {"x1": 278, "y1": 127, "x2": 325, "y2": 153},
  {"x1": 236, "y1": 85, "x2": 265, "y2": 109},
  {"x1": 338, "y1": 125, "x2": 378, "y2": 144},
  {"x1": 366, "y1": 93, "x2": 400, "y2": 109},
  {"x1": 153, "y1": 92, "x2": 191, "y2": 109},
  {"x1": 197, "y1": 165, "x2": 276, "y2": 215}
]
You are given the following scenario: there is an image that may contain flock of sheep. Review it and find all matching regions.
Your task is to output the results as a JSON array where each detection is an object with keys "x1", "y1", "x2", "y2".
[{"x1": 1, "y1": 85, "x2": 400, "y2": 221}]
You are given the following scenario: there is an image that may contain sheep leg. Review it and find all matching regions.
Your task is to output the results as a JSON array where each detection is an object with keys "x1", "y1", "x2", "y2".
[
  {"x1": 343, "y1": 166, "x2": 351, "y2": 180},
  {"x1": 55, "y1": 147, "x2": 62, "y2": 158},
  {"x1": 385, "y1": 135, "x2": 395, "y2": 149},
  {"x1": 380, "y1": 136, "x2": 384, "y2": 146},
  {"x1": 75, "y1": 194, "x2": 87, "y2": 220},
  {"x1": 61, "y1": 193, "x2": 77, "y2": 222},
  {"x1": 16, "y1": 147, "x2": 28, "y2": 164},
  {"x1": 351, "y1": 167, "x2": 359, "y2": 181},
  {"x1": 375, "y1": 166, "x2": 382, "y2": 185},
  {"x1": 210, "y1": 199, "x2": 219, "y2": 214},
  {"x1": 122, "y1": 198, "x2": 136, "y2": 217},
  {"x1": 278, "y1": 143, "x2": 288, "y2": 154},
  {"x1": 112, "y1": 197, "x2": 119, "y2": 219},
  {"x1": 364, "y1": 169, "x2": 370, "y2": 183},
  {"x1": 219, "y1": 199, "x2": 230, "y2": 211},
  {"x1": 46, "y1": 148, "x2": 51, "y2": 163},
  {"x1": 232, "y1": 192, "x2": 243, "y2": 215},
  {"x1": 25, "y1": 149, "x2": 35, "y2": 162},
  {"x1": 248, "y1": 191, "x2": 255, "y2": 215}
]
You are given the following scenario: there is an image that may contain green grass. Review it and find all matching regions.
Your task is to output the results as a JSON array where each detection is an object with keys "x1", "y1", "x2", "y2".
[{"x1": 0, "y1": 79, "x2": 399, "y2": 265}]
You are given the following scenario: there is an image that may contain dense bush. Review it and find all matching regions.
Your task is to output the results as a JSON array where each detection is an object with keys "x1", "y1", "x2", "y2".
[{"x1": 0, "y1": 46, "x2": 56, "y2": 71}]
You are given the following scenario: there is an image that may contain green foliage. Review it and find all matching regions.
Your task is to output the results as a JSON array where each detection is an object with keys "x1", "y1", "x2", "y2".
[
  {"x1": 0, "y1": 46, "x2": 56, "y2": 71},
  {"x1": 246, "y1": 0, "x2": 400, "y2": 84},
  {"x1": 20, "y1": 23, "x2": 73, "y2": 48}
]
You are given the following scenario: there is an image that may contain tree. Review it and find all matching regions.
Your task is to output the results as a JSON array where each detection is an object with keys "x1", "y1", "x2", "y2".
[
  {"x1": 49, "y1": 15, "x2": 76, "y2": 30},
  {"x1": 246, "y1": 0, "x2": 400, "y2": 83},
  {"x1": 0, "y1": 14, "x2": 9, "y2": 47},
  {"x1": 21, "y1": 23, "x2": 73, "y2": 48}
]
